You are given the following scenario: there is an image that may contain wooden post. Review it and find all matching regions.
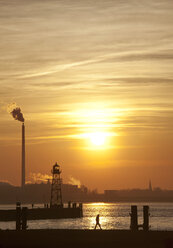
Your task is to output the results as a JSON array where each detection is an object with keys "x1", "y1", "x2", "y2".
[
  {"x1": 143, "y1": 205, "x2": 149, "y2": 231},
  {"x1": 130, "y1": 205, "x2": 138, "y2": 231},
  {"x1": 72, "y1": 203, "x2": 76, "y2": 208},
  {"x1": 16, "y1": 202, "x2": 21, "y2": 230},
  {"x1": 79, "y1": 203, "x2": 83, "y2": 217},
  {"x1": 21, "y1": 207, "x2": 28, "y2": 230}
]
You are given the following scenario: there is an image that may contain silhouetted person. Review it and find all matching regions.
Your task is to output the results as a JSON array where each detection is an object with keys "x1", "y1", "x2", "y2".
[{"x1": 94, "y1": 214, "x2": 102, "y2": 229}]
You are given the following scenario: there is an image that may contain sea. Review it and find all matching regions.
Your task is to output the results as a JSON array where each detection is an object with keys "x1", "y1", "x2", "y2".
[{"x1": 0, "y1": 202, "x2": 173, "y2": 231}]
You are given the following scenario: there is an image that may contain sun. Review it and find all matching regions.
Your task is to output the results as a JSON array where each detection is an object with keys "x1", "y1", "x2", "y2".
[{"x1": 89, "y1": 132, "x2": 107, "y2": 146}]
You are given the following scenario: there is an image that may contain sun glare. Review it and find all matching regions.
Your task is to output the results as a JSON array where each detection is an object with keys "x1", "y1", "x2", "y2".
[
  {"x1": 63, "y1": 105, "x2": 119, "y2": 149},
  {"x1": 89, "y1": 132, "x2": 107, "y2": 146},
  {"x1": 78, "y1": 131, "x2": 114, "y2": 150}
]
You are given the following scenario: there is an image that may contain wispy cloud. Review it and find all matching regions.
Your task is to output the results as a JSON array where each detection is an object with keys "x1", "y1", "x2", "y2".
[
  {"x1": 18, "y1": 59, "x2": 101, "y2": 78},
  {"x1": 16, "y1": 48, "x2": 173, "y2": 79}
]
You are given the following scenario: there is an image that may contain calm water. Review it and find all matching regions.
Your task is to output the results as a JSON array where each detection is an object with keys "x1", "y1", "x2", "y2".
[{"x1": 1, "y1": 202, "x2": 173, "y2": 230}]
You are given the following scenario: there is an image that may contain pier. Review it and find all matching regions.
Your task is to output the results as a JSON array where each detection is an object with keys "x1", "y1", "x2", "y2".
[
  {"x1": 0, "y1": 163, "x2": 83, "y2": 222},
  {"x1": 0, "y1": 203, "x2": 83, "y2": 222}
]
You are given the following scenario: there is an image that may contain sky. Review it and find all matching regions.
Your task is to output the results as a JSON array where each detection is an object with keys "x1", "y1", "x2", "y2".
[{"x1": 0, "y1": 0, "x2": 173, "y2": 192}]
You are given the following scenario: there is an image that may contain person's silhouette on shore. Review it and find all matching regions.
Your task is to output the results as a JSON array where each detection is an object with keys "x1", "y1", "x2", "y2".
[{"x1": 94, "y1": 214, "x2": 102, "y2": 229}]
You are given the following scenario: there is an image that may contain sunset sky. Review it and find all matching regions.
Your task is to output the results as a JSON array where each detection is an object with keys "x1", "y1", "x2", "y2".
[{"x1": 0, "y1": 0, "x2": 173, "y2": 192}]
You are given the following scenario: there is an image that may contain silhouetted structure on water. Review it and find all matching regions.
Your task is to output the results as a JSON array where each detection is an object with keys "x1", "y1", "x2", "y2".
[
  {"x1": 50, "y1": 162, "x2": 63, "y2": 207},
  {"x1": 130, "y1": 205, "x2": 150, "y2": 231},
  {"x1": 0, "y1": 163, "x2": 83, "y2": 221}
]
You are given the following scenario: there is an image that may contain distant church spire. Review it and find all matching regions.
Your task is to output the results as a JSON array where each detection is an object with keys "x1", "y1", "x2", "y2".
[{"x1": 149, "y1": 180, "x2": 152, "y2": 191}]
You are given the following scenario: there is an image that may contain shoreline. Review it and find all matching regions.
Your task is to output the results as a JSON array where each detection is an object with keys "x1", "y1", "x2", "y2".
[
  {"x1": 0, "y1": 229, "x2": 173, "y2": 248},
  {"x1": 2, "y1": 200, "x2": 173, "y2": 205}
]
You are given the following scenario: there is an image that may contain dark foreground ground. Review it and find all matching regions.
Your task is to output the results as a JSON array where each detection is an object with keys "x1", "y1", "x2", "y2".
[{"x1": 0, "y1": 229, "x2": 173, "y2": 248}]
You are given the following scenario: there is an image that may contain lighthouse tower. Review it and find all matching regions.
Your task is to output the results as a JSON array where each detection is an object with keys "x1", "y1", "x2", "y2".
[{"x1": 50, "y1": 162, "x2": 63, "y2": 208}]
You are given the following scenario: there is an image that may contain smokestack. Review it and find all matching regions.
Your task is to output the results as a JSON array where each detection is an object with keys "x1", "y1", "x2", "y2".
[
  {"x1": 9, "y1": 105, "x2": 25, "y2": 188},
  {"x1": 22, "y1": 122, "x2": 25, "y2": 188}
]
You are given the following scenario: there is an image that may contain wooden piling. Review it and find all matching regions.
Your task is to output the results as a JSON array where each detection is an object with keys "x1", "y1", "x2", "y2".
[
  {"x1": 130, "y1": 205, "x2": 138, "y2": 231},
  {"x1": 79, "y1": 203, "x2": 83, "y2": 217},
  {"x1": 16, "y1": 202, "x2": 21, "y2": 230},
  {"x1": 73, "y1": 203, "x2": 76, "y2": 208},
  {"x1": 21, "y1": 207, "x2": 28, "y2": 230},
  {"x1": 143, "y1": 205, "x2": 149, "y2": 231},
  {"x1": 68, "y1": 201, "x2": 71, "y2": 208}
]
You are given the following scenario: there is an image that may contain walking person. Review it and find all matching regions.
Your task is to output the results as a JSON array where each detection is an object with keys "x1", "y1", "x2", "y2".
[{"x1": 94, "y1": 214, "x2": 102, "y2": 229}]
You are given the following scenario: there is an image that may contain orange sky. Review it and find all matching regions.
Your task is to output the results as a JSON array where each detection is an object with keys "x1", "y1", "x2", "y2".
[{"x1": 0, "y1": 0, "x2": 173, "y2": 192}]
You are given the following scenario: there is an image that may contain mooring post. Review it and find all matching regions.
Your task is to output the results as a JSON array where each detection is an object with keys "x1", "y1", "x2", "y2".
[
  {"x1": 72, "y1": 203, "x2": 76, "y2": 208},
  {"x1": 16, "y1": 202, "x2": 21, "y2": 230},
  {"x1": 68, "y1": 201, "x2": 71, "y2": 208},
  {"x1": 130, "y1": 205, "x2": 138, "y2": 231},
  {"x1": 79, "y1": 203, "x2": 83, "y2": 217},
  {"x1": 21, "y1": 207, "x2": 28, "y2": 230},
  {"x1": 143, "y1": 205, "x2": 149, "y2": 231}
]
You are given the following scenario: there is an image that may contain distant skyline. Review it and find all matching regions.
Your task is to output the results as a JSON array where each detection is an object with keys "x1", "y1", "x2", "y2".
[{"x1": 0, "y1": 0, "x2": 173, "y2": 192}]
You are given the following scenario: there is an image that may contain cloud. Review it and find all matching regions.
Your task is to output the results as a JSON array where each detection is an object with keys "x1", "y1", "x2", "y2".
[{"x1": 18, "y1": 58, "x2": 102, "y2": 79}]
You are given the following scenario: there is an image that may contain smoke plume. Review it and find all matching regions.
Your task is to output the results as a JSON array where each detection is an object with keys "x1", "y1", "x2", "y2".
[
  {"x1": 9, "y1": 104, "x2": 24, "y2": 122},
  {"x1": 29, "y1": 172, "x2": 52, "y2": 183},
  {"x1": 68, "y1": 176, "x2": 81, "y2": 188}
]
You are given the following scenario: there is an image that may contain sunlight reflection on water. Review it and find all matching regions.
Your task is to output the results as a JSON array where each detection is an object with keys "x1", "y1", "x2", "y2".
[{"x1": 1, "y1": 202, "x2": 173, "y2": 230}]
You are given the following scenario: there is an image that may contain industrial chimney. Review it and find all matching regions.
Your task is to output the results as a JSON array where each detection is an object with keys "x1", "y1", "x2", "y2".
[
  {"x1": 9, "y1": 105, "x2": 25, "y2": 188},
  {"x1": 22, "y1": 122, "x2": 25, "y2": 188}
]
